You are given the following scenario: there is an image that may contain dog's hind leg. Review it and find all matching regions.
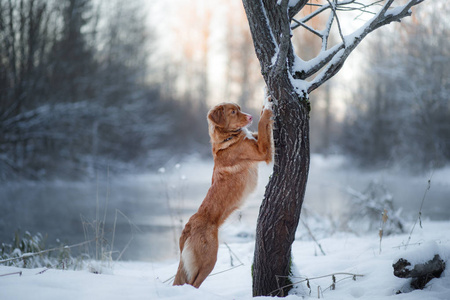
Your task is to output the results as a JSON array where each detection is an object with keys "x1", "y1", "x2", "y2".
[
  {"x1": 173, "y1": 260, "x2": 188, "y2": 286},
  {"x1": 191, "y1": 256, "x2": 217, "y2": 288},
  {"x1": 190, "y1": 229, "x2": 219, "y2": 288}
]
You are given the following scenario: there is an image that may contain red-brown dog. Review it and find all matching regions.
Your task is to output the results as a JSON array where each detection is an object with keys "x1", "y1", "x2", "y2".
[{"x1": 173, "y1": 101, "x2": 273, "y2": 288}]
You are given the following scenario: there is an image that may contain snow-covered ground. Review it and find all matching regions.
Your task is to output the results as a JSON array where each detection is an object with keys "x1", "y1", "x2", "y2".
[
  {"x1": 1, "y1": 219, "x2": 449, "y2": 299},
  {"x1": 1, "y1": 155, "x2": 449, "y2": 299}
]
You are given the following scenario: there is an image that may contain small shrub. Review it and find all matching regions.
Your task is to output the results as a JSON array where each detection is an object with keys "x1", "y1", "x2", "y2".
[
  {"x1": 0, "y1": 230, "x2": 80, "y2": 269},
  {"x1": 344, "y1": 181, "x2": 405, "y2": 235}
]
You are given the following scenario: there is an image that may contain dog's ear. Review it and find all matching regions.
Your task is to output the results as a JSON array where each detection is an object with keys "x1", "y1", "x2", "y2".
[{"x1": 208, "y1": 105, "x2": 225, "y2": 127}]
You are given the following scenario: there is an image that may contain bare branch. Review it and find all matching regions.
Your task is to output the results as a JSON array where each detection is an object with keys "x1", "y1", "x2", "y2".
[
  {"x1": 292, "y1": 0, "x2": 384, "y2": 30},
  {"x1": 292, "y1": 2, "x2": 331, "y2": 29},
  {"x1": 295, "y1": 0, "x2": 425, "y2": 93},
  {"x1": 326, "y1": 0, "x2": 345, "y2": 45},
  {"x1": 291, "y1": 18, "x2": 323, "y2": 38},
  {"x1": 339, "y1": 0, "x2": 383, "y2": 14},
  {"x1": 288, "y1": 0, "x2": 309, "y2": 19},
  {"x1": 377, "y1": 0, "x2": 396, "y2": 20},
  {"x1": 293, "y1": 0, "x2": 355, "y2": 29},
  {"x1": 371, "y1": 0, "x2": 425, "y2": 31},
  {"x1": 321, "y1": 1, "x2": 335, "y2": 51}
]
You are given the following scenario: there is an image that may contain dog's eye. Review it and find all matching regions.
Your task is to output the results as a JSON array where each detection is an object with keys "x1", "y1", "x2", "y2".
[{"x1": 231, "y1": 110, "x2": 236, "y2": 114}]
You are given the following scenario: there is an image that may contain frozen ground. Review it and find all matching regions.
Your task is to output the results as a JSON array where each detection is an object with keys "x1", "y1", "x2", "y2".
[
  {"x1": 1, "y1": 220, "x2": 449, "y2": 299},
  {"x1": 1, "y1": 155, "x2": 449, "y2": 299}
]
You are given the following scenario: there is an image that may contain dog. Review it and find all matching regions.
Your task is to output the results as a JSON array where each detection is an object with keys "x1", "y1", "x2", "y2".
[{"x1": 173, "y1": 100, "x2": 273, "y2": 288}]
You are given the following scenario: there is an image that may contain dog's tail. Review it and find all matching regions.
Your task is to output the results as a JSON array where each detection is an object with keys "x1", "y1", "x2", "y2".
[
  {"x1": 173, "y1": 238, "x2": 198, "y2": 287},
  {"x1": 173, "y1": 231, "x2": 219, "y2": 288}
]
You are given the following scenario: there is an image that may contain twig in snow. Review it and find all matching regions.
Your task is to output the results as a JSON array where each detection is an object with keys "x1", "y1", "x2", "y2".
[
  {"x1": 112, "y1": 209, "x2": 141, "y2": 262},
  {"x1": 210, "y1": 243, "x2": 244, "y2": 276},
  {"x1": 404, "y1": 171, "x2": 433, "y2": 249},
  {"x1": 301, "y1": 218, "x2": 326, "y2": 256},
  {"x1": 162, "y1": 274, "x2": 175, "y2": 284},
  {"x1": 163, "y1": 262, "x2": 245, "y2": 285},
  {"x1": 379, "y1": 209, "x2": 388, "y2": 254},
  {"x1": 392, "y1": 241, "x2": 424, "y2": 249},
  {"x1": 268, "y1": 272, "x2": 364, "y2": 296},
  {"x1": 36, "y1": 268, "x2": 49, "y2": 275},
  {"x1": 0, "y1": 239, "x2": 95, "y2": 265},
  {"x1": 0, "y1": 271, "x2": 22, "y2": 277},
  {"x1": 224, "y1": 242, "x2": 244, "y2": 267},
  {"x1": 209, "y1": 263, "x2": 244, "y2": 277}
]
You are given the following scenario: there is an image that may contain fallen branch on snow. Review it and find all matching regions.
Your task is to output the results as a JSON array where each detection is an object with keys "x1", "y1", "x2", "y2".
[{"x1": 393, "y1": 254, "x2": 445, "y2": 290}]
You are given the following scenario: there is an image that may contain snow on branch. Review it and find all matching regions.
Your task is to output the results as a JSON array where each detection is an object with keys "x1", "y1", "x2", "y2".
[{"x1": 289, "y1": 0, "x2": 425, "y2": 93}]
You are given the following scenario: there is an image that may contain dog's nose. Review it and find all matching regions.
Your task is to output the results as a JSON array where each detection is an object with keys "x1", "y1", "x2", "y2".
[{"x1": 247, "y1": 115, "x2": 253, "y2": 122}]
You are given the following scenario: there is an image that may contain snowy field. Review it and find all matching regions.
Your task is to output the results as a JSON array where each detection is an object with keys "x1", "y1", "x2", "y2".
[
  {"x1": 1, "y1": 220, "x2": 449, "y2": 299},
  {"x1": 1, "y1": 155, "x2": 450, "y2": 299}
]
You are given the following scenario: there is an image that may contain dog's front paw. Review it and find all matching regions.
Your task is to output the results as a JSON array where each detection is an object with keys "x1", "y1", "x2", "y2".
[
  {"x1": 262, "y1": 105, "x2": 273, "y2": 121},
  {"x1": 263, "y1": 94, "x2": 273, "y2": 111}
]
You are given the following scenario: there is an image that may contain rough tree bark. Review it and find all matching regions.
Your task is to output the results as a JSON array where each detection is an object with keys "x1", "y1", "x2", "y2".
[
  {"x1": 252, "y1": 77, "x2": 310, "y2": 297},
  {"x1": 242, "y1": 0, "x2": 310, "y2": 296},
  {"x1": 241, "y1": 0, "x2": 425, "y2": 297}
]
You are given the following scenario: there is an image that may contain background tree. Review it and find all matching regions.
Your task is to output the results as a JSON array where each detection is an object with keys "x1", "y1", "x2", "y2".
[
  {"x1": 0, "y1": 0, "x2": 209, "y2": 180},
  {"x1": 342, "y1": 0, "x2": 450, "y2": 170},
  {"x1": 222, "y1": 0, "x2": 261, "y2": 109},
  {"x1": 240, "y1": 0, "x2": 425, "y2": 296}
]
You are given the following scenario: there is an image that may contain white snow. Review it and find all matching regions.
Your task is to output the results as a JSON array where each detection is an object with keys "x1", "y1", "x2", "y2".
[
  {"x1": 1, "y1": 220, "x2": 449, "y2": 299},
  {"x1": 308, "y1": 48, "x2": 345, "y2": 89},
  {"x1": 288, "y1": 70, "x2": 310, "y2": 97},
  {"x1": 292, "y1": 43, "x2": 342, "y2": 74},
  {"x1": 384, "y1": 5, "x2": 408, "y2": 18},
  {"x1": 2, "y1": 156, "x2": 449, "y2": 299},
  {"x1": 263, "y1": 90, "x2": 273, "y2": 110}
]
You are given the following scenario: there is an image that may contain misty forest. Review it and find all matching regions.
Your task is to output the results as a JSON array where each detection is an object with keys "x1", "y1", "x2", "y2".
[
  {"x1": 1, "y1": 0, "x2": 449, "y2": 180},
  {"x1": 0, "y1": 0, "x2": 449, "y2": 299}
]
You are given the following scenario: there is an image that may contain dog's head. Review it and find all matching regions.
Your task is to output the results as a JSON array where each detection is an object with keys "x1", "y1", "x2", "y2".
[{"x1": 207, "y1": 103, "x2": 253, "y2": 132}]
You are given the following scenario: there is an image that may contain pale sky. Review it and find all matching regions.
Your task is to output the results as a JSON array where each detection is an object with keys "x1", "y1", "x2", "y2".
[{"x1": 145, "y1": 0, "x2": 415, "y2": 119}]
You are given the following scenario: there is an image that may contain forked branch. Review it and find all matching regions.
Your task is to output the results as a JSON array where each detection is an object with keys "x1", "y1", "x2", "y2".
[
  {"x1": 289, "y1": 0, "x2": 425, "y2": 93},
  {"x1": 325, "y1": 0, "x2": 346, "y2": 45}
]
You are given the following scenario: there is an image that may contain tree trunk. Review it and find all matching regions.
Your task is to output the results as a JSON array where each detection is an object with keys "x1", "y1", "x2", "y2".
[
  {"x1": 253, "y1": 74, "x2": 310, "y2": 297},
  {"x1": 241, "y1": 0, "x2": 425, "y2": 294},
  {"x1": 241, "y1": 0, "x2": 310, "y2": 296}
]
